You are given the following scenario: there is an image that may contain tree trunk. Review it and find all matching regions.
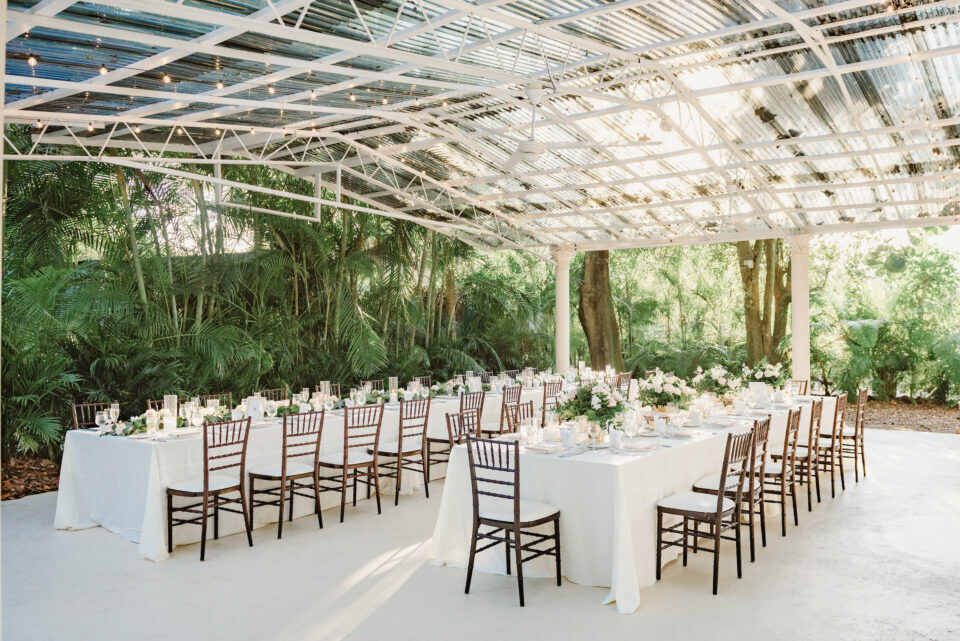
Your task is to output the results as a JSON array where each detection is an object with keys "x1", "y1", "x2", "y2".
[
  {"x1": 735, "y1": 239, "x2": 791, "y2": 365},
  {"x1": 577, "y1": 250, "x2": 624, "y2": 371}
]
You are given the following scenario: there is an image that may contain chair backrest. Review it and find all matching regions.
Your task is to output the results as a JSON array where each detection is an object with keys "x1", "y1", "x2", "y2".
[
  {"x1": 502, "y1": 369, "x2": 519, "y2": 379},
  {"x1": 259, "y1": 388, "x2": 287, "y2": 402},
  {"x1": 280, "y1": 410, "x2": 325, "y2": 477},
  {"x1": 605, "y1": 375, "x2": 619, "y2": 389},
  {"x1": 801, "y1": 397, "x2": 823, "y2": 449},
  {"x1": 72, "y1": 402, "x2": 111, "y2": 429},
  {"x1": 715, "y1": 430, "x2": 754, "y2": 515},
  {"x1": 314, "y1": 382, "x2": 342, "y2": 398},
  {"x1": 445, "y1": 408, "x2": 480, "y2": 445},
  {"x1": 501, "y1": 384, "x2": 522, "y2": 406},
  {"x1": 338, "y1": 404, "x2": 384, "y2": 465},
  {"x1": 505, "y1": 400, "x2": 536, "y2": 432},
  {"x1": 362, "y1": 379, "x2": 385, "y2": 392},
  {"x1": 465, "y1": 436, "x2": 520, "y2": 522},
  {"x1": 748, "y1": 416, "x2": 771, "y2": 490},
  {"x1": 542, "y1": 380, "x2": 563, "y2": 410},
  {"x1": 854, "y1": 389, "x2": 868, "y2": 436},
  {"x1": 460, "y1": 390, "x2": 485, "y2": 422},
  {"x1": 781, "y1": 408, "x2": 802, "y2": 477},
  {"x1": 398, "y1": 397, "x2": 430, "y2": 450},
  {"x1": 820, "y1": 393, "x2": 847, "y2": 442},
  {"x1": 146, "y1": 398, "x2": 164, "y2": 412},
  {"x1": 200, "y1": 392, "x2": 232, "y2": 409},
  {"x1": 788, "y1": 379, "x2": 809, "y2": 395},
  {"x1": 202, "y1": 417, "x2": 251, "y2": 491},
  {"x1": 478, "y1": 370, "x2": 492, "y2": 385},
  {"x1": 414, "y1": 375, "x2": 432, "y2": 388}
]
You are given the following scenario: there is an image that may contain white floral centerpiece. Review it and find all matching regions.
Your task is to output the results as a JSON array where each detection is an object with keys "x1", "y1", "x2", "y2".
[
  {"x1": 637, "y1": 369, "x2": 695, "y2": 409},
  {"x1": 555, "y1": 380, "x2": 625, "y2": 430},
  {"x1": 741, "y1": 360, "x2": 786, "y2": 386},
  {"x1": 691, "y1": 365, "x2": 743, "y2": 397}
]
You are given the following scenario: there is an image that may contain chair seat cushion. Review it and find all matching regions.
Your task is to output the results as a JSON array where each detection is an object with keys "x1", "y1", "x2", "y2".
[
  {"x1": 764, "y1": 460, "x2": 791, "y2": 476},
  {"x1": 168, "y1": 473, "x2": 239, "y2": 494},
  {"x1": 478, "y1": 496, "x2": 559, "y2": 523},
  {"x1": 247, "y1": 461, "x2": 314, "y2": 479},
  {"x1": 692, "y1": 473, "x2": 740, "y2": 493},
  {"x1": 318, "y1": 450, "x2": 375, "y2": 467},
  {"x1": 376, "y1": 436, "x2": 424, "y2": 455},
  {"x1": 658, "y1": 491, "x2": 734, "y2": 514}
]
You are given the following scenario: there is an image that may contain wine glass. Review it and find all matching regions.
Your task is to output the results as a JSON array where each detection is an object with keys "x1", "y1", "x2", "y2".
[
  {"x1": 189, "y1": 409, "x2": 203, "y2": 428},
  {"x1": 95, "y1": 410, "x2": 107, "y2": 433},
  {"x1": 109, "y1": 403, "x2": 120, "y2": 424},
  {"x1": 265, "y1": 400, "x2": 278, "y2": 418},
  {"x1": 589, "y1": 422, "x2": 602, "y2": 448}
]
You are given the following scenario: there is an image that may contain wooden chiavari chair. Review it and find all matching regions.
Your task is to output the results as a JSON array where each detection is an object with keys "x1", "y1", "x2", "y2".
[
  {"x1": 146, "y1": 398, "x2": 166, "y2": 412},
  {"x1": 693, "y1": 417, "x2": 770, "y2": 563},
  {"x1": 259, "y1": 388, "x2": 287, "y2": 402},
  {"x1": 775, "y1": 398, "x2": 823, "y2": 511},
  {"x1": 505, "y1": 401, "x2": 536, "y2": 433},
  {"x1": 541, "y1": 381, "x2": 563, "y2": 427},
  {"x1": 478, "y1": 370, "x2": 492, "y2": 385},
  {"x1": 374, "y1": 397, "x2": 431, "y2": 505},
  {"x1": 413, "y1": 375, "x2": 432, "y2": 388},
  {"x1": 460, "y1": 390, "x2": 486, "y2": 424},
  {"x1": 464, "y1": 437, "x2": 561, "y2": 607},
  {"x1": 166, "y1": 417, "x2": 253, "y2": 560},
  {"x1": 763, "y1": 409, "x2": 802, "y2": 537},
  {"x1": 314, "y1": 383, "x2": 342, "y2": 398},
  {"x1": 425, "y1": 408, "x2": 480, "y2": 484},
  {"x1": 605, "y1": 375, "x2": 620, "y2": 389},
  {"x1": 840, "y1": 389, "x2": 868, "y2": 482},
  {"x1": 361, "y1": 379, "x2": 385, "y2": 392},
  {"x1": 616, "y1": 373, "x2": 632, "y2": 397},
  {"x1": 317, "y1": 404, "x2": 384, "y2": 522},
  {"x1": 247, "y1": 410, "x2": 325, "y2": 539},
  {"x1": 487, "y1": 384, "x2": 522, "y2": 436},
  {"x1": 502, "y1": 369, "x2": 519, "y2": 379},
  {"x1": 788, "y1": 379, "x2": 809, "y2": 395},
  {"x1": 71, "y1": 401, "x2": 112, "y2": 429},
  {"x1": 657, "y1": 430, "x2": 752, "y2": 595},
  {"x1": 816, "y1": 393, "x2": 847, "y2": 498}
]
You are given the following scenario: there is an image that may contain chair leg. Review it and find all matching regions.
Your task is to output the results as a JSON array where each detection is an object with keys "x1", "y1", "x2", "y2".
[
  {"x1": 759, "y1": 487, "x2": 767, "y2": 547},
  {"x1": 394, "y1": 455, "x2": 402, "y2": 507},
  {"x1": 791, "y1": 482, "x2": 799, "y2": 527},
  {"x1": 200, "y1": 491, "x2": 209, "y2": 561},
  {"x1": 422, "y1": 449, "x2": 430, "y2": 499},
  {"x1": 166, "y1": 492, "x2": 174, "y2": 554},
  {"x1": 853, "y1": 440, "x2": 860, "y2": 482},
  {"x1": 747, "y1": 496, "x2": 756, "y2": 563},
  {"x1": 554, "y1": 516, "x2": 562, "y2": 586},
  {"x1": 780, "y1": 480, "x2": 787, "y2": 537},
  {"x1": 372, "y1": 464, "x2": 382, "y2": 514},
  {"x1": 339, "y1": 469, "x2": 348, "y2": 523},
  {"x1": 239, "y1": 486, "x2": 253, "y2": 548},
  {"x1": 277, "y1": 477, "x2": 286, "y2": 539},
  {"x1": 829, "y1": 451, "x2": 836, "y2": 498},
  {"x1": 288, "y1": 478, "x2": 295, "y2": 522},
  {"x1": 655, "y1": 510, "x2": 663, "y2": 581},
  {"x1": 464, "y1": 522, "x2": 479, "y2": 595},
  {"x1": 838, "y1": 447, "x2": 846, "y2": 491},
  {"x1": 712, "y1": 518, "x2": 721, "y2": 595},
  {"x1": 248, "y1": 475, "x2": 256, "y2": 529},
  {"x1": 693, "y1": 519, "x2": 699, "y2": 553},
  {"x1": 806, "y1": 463, "x2": 813, "y2": 512},
  {"x1": 313, "y1": 470, "x2": 323, "y2": 530},
  {"x1": 814, "y1": 460, "x2": 822, "y2": 503},
  {"x1": 682, "y1": 517, "x2": 689, "y2": 566},
  {"x1": 213, "y1": 492, "x2": 219, "y2": 540},
  {"x1": 352, "y1": 468, "x2": 358, "y2": 507},
  {"x1": 514, "y1": 525, "x2": 525, "y2": 607},
  {"x1": 504, "y1": 528, "x2": 512, "y2": 575},
  {"x1": 734, "y1": 512, "x2": 742, "y2": 579}
]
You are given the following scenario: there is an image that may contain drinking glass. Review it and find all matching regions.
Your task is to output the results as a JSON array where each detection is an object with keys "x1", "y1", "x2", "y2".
[
  {"x1": 265, "y1": 400, "x2": 278, "y2": 418},
  {"x1": 109, "y1": 403, "x2": 120, "y2": 423},
  {"x1": 389, "y1": 376, "x2": 399, "y2": 392},
  {"x1": 95, "y1": 411, "x2": 107, "y2": 432},
  {"x1": 189, "y1": 410, "x2": 203, "y2": 428}
]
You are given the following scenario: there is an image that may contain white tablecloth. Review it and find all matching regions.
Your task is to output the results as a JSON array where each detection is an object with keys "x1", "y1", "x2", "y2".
[{"x1": 430, "y1": 402, "x2": 806, "y2": 614}]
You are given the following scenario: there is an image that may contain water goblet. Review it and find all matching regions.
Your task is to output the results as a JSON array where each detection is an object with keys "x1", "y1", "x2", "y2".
[{"x1": 266, "y1": 400, "x2": 278, "y2": 418}]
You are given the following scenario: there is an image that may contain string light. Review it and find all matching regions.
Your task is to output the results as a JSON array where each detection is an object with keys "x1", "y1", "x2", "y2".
[
  {"x1": 163, "y1": 73, "x2": 171, "y2": 84},
  {"x1": 382, "y1": 97, "x2": 388, "y2": 105},
  {"x1": 310, "y1": 89, "x2": 316, "y2": 99},
  {"x1": 87, "y1": 122, "x2": 95, "y2": 132},
  {"x1": 349, "y1": 92, "x2": 356, "y2": 102},
  {"x1": 215, "y1": 129, "x2": 221, "y2": 135},
  {"x1": 177, "y1": 127, "x2": 185, "y2": 135},
  {"x1": 134, "y1": 125, "x2": 142, "y2": 134},
  {"x1": 27, "y1": 55, "x2": 37, "y2": 67},
  {"x1": 99, "y1": 64, "x2": 108, "y2": 75},
  {"x1": 217, "y1": 80, "x2": 224, "y2": 90},
  {"x1": 268, "y1": 85, "x2": 275, "y2": 94},
  {"x1": 33, "y1": 120, "x2": 42, "y2": 129}
]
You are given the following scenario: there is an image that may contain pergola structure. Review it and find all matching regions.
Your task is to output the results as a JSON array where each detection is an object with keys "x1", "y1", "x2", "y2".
[{"x1": 3, "y1": 0, "x2": 960, "y2": 378}]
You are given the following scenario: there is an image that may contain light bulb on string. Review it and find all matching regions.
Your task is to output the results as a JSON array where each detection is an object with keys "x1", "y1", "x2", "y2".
[
  {"x1": 163, "y1": 74, "x2": 171, "y2": 84},
  {"x1": 268, "y1": 85, "x2": 275, "y2": 94},
  {"x1": 349, "y1": 92, "x2": 356, "y2": 102},
  {"x1": 27, "y1": 55, "x2": 37, "y2": 67},
  {"x1": 217, "y1": 80, "x2": 224, "y2": 90},
  {"x1": 99, "y1": 64, "x2": 108, "y2": 75}
]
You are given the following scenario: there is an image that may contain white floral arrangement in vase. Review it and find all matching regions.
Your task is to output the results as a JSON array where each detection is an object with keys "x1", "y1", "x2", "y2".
[
  {"x1": 555, "y1": 380, "x2": 625, "y2": 430},
  {"x1": 637, "y1": 369, "x2": 696, "y2": 409},
  {"x1": 741, "y1": 360, "x2": 786, "y2": 386},
  {"x1": 691, "y1": 365, "x2": 743, "y2": 397}
]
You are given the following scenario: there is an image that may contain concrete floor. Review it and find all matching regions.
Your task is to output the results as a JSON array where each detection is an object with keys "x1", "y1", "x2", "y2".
[{"x1": 3, "y1": 428, "x2": 959, "y2": 641}]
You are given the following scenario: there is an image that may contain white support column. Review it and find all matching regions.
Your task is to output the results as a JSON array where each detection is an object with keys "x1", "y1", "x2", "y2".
[
  {"x1": 790, "y1": 235, "x2": 811, "y2": 382},
  {"x1": 552, "y1": 246, "x2": 574, "y2": 374}
]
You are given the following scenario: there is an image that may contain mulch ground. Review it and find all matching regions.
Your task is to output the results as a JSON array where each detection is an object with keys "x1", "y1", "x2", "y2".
[
  {"x1": 2, "y1": 401, "x2": 957, "y2": 501},
  {"x1": 2, "y1": 457, "x2": 61, "y2": 501}
]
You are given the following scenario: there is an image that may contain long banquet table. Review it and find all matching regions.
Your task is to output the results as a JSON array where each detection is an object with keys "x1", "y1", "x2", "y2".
[
  {"x1": 430, "y1": 398, "x2": 833, "y2": 614},
  {"x1": 55, "y1": 388, "x2": 544, "y2": 561}
]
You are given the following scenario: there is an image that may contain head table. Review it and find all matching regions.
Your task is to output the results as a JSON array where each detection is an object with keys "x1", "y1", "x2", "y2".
[
  {"x1": 430, "y1": 395, "x2": 836, "y2": 614},
  {"x1": 55, "y1": 388, "x2": 544, "y2": 561}
]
